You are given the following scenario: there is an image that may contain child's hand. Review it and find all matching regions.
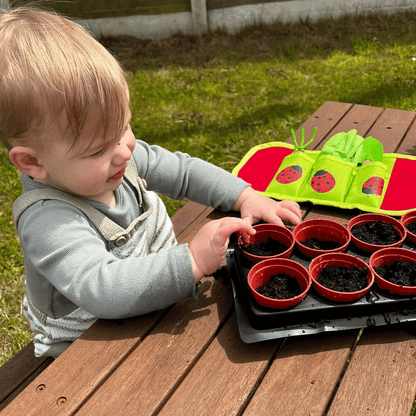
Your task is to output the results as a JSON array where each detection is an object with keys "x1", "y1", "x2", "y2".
[
  {"x1": 233, "y1": 187, "x2": 302, "y2": 227},
  {"x1": 189, "y1": 217, "x2": 256, "y2": 282}
]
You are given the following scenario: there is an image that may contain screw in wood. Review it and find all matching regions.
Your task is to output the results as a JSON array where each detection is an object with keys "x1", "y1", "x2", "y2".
[{"x1": 56, "y1": 397, "x2": 67, "y2": 406}]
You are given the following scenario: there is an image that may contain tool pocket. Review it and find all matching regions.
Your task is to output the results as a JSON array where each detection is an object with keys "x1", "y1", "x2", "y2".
[
  {"x1": 300, "y1": 155, "x2": 355, "y2": 203},
  {"x1": 345, "y1": 162, "x2": 388, "y2": 209},
  {"x1": 265, "y1": 151, "x2": 315, "y2": 198}
]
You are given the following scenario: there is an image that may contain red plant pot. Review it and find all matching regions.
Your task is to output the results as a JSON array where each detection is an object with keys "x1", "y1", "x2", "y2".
[
  {"x1": 401, "y1": 210, "x2": 416, "y2": 245},
  {"x1": 239, "y1": 223, "x2": 294, "y2": 264},
  {"x1": 348, "y1": 213, "x2": 406, "y2": 253},
  {"x1": 370, "y1": 248, "x2": 416, "y2": 295},
  {"x1": 247, "y1": 258, "x2": 311, "y2": 309},
  {"x1": 309, "y1": 253, "x2": 374, "y2": 302},
  {"x1": 293, "y1": 219, "x2": 351, "y2": 259}
]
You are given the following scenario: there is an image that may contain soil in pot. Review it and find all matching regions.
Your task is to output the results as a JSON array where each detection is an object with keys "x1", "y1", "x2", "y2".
[
  {"x1": 242, "y1": 238, "x2": 288, "y2": 257},
  {"x1": 351, "y1": 221, "x2": 400, "y2": 245},
  {"x1": 405, "y1": 221, "x2": 416, "y2": 235},
  {"x1": 300, "y1": 237, "x2": 342, "y2": 251},
  {"x1": 256, "y1": 273, "x2": 302, "y2": 299},
  {"x1": 374, "y1": 260, "x2": 416, "y2": 287},
  {"x1": 318, "y1": 265, "x2": 369, "y2": 292}
]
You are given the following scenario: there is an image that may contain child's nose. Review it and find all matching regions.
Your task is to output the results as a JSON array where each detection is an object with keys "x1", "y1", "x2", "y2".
[{"x1": 113, "y1": 140, "x2": 133, "y2": 165}]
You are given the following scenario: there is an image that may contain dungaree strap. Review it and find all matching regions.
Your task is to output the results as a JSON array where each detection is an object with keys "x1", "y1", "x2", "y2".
[{"x1": 12, "y1": 158, "x2": 152, "y2": 246}]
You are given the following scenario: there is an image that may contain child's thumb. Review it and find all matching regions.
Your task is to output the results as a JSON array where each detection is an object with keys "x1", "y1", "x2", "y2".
[{"x1": 212, "y1": 218, "x2": 255, "y2": 250}]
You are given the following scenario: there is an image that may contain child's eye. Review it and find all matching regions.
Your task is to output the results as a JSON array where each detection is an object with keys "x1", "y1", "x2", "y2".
[{"x1": 90, "y1": 148, "x2": 106, "y2": 158}]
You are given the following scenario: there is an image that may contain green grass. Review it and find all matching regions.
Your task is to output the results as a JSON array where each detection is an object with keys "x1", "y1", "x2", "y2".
[{"x1": 2, "y1": 11, "x2": 416, "y2": 367}]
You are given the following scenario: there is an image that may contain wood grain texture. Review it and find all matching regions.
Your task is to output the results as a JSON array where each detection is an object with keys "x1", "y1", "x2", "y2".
[
  {"x1": 158, "y1": 314, "x2": 280, "y2": 416},
  {"x1": 0, "y1": 343, "x2": 53, "y2": 411},
  {"x1": 242, "y1": 332, "x2": 357, "y2": 416},
  {"x1": 327, "y1": 327, "x2": 416, "y2": 416},
  {"x1": 76, "y1": 277, "x2": 234, "y2": 416}
]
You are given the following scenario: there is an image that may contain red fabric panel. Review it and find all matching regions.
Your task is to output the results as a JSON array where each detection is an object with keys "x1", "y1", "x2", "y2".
[
  {"x1": 237, "y1": 147, "x2": 293, "y2": 191},
  {"x1": 381, "y1": 158, "x2": 416, "y2": 211}
]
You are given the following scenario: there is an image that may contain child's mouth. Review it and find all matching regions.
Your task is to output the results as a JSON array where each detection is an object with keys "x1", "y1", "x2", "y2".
[{"x1": 107, "y1": 167, "x2": 126, "y2": 181}]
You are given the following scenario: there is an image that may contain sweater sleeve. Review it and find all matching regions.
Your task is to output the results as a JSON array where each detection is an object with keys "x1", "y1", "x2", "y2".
[
  {"x1": 132, "y1": 140, "x2": 249, "y2": 211},
  {"x1": 18, "y1": 200, "x2": 197, "y2": 320}
]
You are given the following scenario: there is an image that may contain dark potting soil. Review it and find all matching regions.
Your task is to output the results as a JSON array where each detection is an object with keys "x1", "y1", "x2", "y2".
[
  {"x1": 350, "y1": 221, "x2": 400, "y2": 245},
  {"x1": 242, "y1": 238, "x2": 288, "y2": 256},
  {"x1": 318, "y1": 265, "x2": 368, "y2": 292},
  {"x1": 300, "y1": 237, "x2": 342, "y2": 251},
  {"x1": 405, "y1": 221, "x2": 416, "y2": 235},
  {"x1": 374, "y1": 260, "x2": 416, "y2": 287},
  {"x1": 256, "y1": 273, "x2": 302, "y2": 299}
]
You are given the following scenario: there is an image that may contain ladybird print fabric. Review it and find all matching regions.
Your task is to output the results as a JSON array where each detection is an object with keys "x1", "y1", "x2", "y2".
[{"x1": 233, "y1": 141, "x2": 416, "y2": 215}]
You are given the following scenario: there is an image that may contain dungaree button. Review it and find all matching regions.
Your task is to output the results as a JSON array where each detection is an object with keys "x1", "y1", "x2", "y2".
[{"x1": 115, "y1": 236, "x2": 127, "y2": 247}]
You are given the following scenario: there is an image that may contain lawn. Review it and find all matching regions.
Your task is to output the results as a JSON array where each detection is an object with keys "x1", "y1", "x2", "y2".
[{"x1": 2, "y1": 10, "x2": 416, "y2": 367}]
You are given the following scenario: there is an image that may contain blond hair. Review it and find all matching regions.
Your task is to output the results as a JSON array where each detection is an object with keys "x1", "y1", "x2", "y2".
[{"x1": 0, "y1": 7, "x2": 129, "y2": 150}]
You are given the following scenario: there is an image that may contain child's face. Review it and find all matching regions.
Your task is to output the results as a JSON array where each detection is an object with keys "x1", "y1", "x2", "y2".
[{"x1": 36, "y1": 112, "x2": 136, "y2": 203}]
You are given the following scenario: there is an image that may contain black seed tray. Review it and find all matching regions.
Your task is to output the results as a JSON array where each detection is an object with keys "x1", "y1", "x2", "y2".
[{"x1": 226, "y1": 233, "x2": 416, "y2": 344}]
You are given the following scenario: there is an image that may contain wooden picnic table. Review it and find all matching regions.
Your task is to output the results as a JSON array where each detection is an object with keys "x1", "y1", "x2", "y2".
[{"x1": 2, "y1": 101, "x2": 416, "y2": 416}]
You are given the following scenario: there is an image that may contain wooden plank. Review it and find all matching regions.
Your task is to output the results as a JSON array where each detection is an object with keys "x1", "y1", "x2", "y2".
[
  {"x1": 171, "y1": 201, "x2": 213, "y2": 239},
  {"x1": 74, "y1": 276, "x2": 235, "y2": 415},
  {"x1": 314, "y1": 104, "x2": 384, "y2": 150},
  {"x1": 0, "y1": 342, "x2": 53, "y2": 410},
  {"x1": 393, "y1": 115, "x2": 416, "y2": 156},
  {"x1": 291, "y1": 101, "x2": 353, "y2": 149},
  {"x1": 0, "y1": 356, "x2": 53, "y2": 412},
  {"x1": 326, "y1": 327, "x2": 416, "y2": 416},
  {"x1": 302, "y1": 205, "x2": 355, "y2": 224},
  {"x1": 157, "y1": 314, "x2": 280, "y2": 416},
  {"x1": 0, "y1": 342, "x2": 43, "y2": 402},
  {"x1": 0, "y1": 314, "x2": 163, "y2": 416},
  {"x1": 242, "y1": 331, "x2": 357, "y2": 416},
  {"x1": 365, "y1": 108, "x2": 416, "y2": 153}
]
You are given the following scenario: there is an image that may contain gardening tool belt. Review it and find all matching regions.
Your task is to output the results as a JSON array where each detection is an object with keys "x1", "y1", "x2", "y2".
[{"x1": 232, "y1": 129, "x2": 416, "y2": 216}]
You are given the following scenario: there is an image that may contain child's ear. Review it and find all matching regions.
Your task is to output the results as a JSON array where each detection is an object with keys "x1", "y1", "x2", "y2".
[{"x1": 9, "y1": 146, "x2": 47, "y2": 181}]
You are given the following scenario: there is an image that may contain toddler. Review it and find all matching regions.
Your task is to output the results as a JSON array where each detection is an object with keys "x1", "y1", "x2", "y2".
[{"x1": 0, "y1": 7, "x2": 301, "y2": 357}]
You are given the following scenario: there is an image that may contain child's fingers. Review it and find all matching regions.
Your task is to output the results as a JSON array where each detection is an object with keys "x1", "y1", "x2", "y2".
[
  {"x1": 278, "y1": 200, "x2": 302, "y2": 217},
  {"x1": 277, "y1": 209, "x2": 301, "y2": 225},
  {"x1": 276, "y1": 201, "x2": 302, "y2": 224},
  {"x1": 213, "y1": 218, "x2": 255, "y2": 249},
  {"x1": 238, "y1": 216, "x2": 257, "y2": 244}
]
